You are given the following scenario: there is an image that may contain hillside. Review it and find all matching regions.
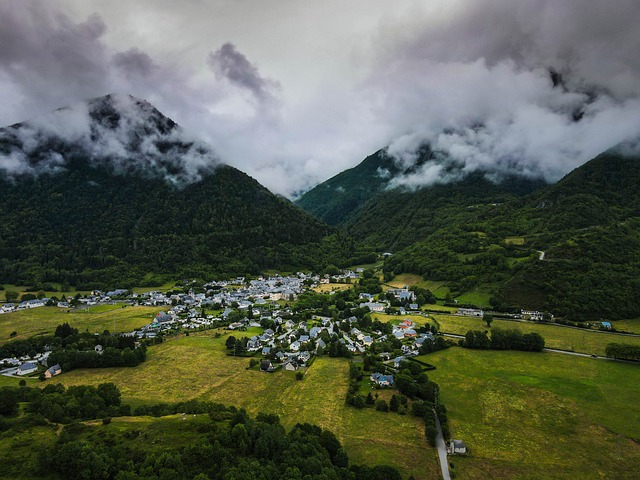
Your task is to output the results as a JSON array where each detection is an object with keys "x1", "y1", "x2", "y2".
[
  {"x1": 295, "y1": 148, "x2": 402, "y2": 225},
  {"x1": 0, "y1": 95, "x2": 344, "y2": 288},
  {"x1": 384, "y1": 149, "x2": 640, "y2": 319}
]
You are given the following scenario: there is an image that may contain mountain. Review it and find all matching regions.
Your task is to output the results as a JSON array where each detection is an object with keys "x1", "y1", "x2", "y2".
[
  {"x1": 383, "y1": 148, "x2": 640, "y2": 319},
  {"x1": 295, "y1": 149, "x2": 402, "y2": 225},
  {"x1": 0, "y1": 94, "x2": 343, "y2": 289},
  {"x1": 297, "y1": 144, "x2": 546, "y2": 249}
]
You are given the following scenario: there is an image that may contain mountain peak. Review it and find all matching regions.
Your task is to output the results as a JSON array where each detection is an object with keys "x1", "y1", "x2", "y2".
[{"x1": 0, "y1": 94, "x2": 222, "y2": 186}]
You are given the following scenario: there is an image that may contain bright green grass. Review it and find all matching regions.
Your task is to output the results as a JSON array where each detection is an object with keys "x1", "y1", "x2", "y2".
[
  {"x1": 426, "y1": 347, "x2": 640, "y2": 480},
  {"x1": 454, "y1": 290, "x2": 492, "y2": 308},
  {"x1": 0, "y1": 375, "x2": 40, "y2": 388},
  {"x1": 0, "y1": 306, "x2": 162, "y2": 344},
  {"x1": 434, "y1": 313, "x2": 640, "y2": 356},
  {"x1": 56, "y1": 331, "x2": 438, "y2": 479}
]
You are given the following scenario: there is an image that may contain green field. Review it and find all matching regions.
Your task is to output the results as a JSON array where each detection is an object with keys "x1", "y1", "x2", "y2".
[
  {"x1": 454, "y1": 290, "x2": 493, "y2": 308},
  {"x1": 56, "y1": 331, "x2": 439, "y2": 479},
  {"x1": 0, "y1": 306, "x2": 162, "y2": 344},
  {"x1": 611, "y1": 318, "x2": 640, "y2": 334},
  {"x1": 433, "y1": 314, "x2": 640, "y2": 356},
  {"x1": 504, "y1": 236, "x2": 526, "y2": 245},
  {"x1": 426, "y1": 347, "x2": 640, "y2": 479}
]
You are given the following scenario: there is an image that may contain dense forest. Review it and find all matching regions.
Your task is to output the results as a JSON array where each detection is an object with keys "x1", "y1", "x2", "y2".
[
  {"x1": 0, "y1": 161, "x2": 370, "y2": 289},
  {"x1": 299, "y1": 144, "x2": 640, "y2": 319}
]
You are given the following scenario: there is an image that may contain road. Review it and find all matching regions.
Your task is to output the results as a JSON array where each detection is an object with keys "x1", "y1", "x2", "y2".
[{"x1": 434, "y1": 411, "x2": 451, "y2": 480}]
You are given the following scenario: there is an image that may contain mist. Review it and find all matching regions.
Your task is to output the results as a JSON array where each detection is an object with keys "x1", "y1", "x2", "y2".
[{"x1": 0, "y1": 0, "x2": 639, "y2": 195}]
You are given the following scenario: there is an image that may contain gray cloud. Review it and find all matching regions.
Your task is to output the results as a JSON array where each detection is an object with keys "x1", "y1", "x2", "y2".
[
  {"x1": 370, "y1": 0, "x2": 640, "y2": 188},
  {"x1": 1, "y1": 1, "x2": 640, "y2": 197},
  {"x1": 0, "y1": 94, "x2": 222, "y2": 186},
  {"x1": 208, "y1": 42, "x2": 279, "y2": 105}
]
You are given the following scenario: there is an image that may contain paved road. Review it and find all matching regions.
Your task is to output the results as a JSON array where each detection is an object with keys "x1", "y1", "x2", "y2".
[{"x1": 434, "y1": 411, "x2": 451, "y2": 480}]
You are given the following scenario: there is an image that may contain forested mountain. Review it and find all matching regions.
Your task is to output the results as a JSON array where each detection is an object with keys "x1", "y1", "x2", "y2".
[
  {"x1": 0, "y1": 95, "x2": 357, "y2": 288},
  {"x1": 299, "y1": 141, "x2": 640, "y2": 319},
  {"x1": 295, "y1": 149, "x2": 402, "y2": 225},
  {"x1": 383, "y1": 149, "x2": 640, "y2": 319}
]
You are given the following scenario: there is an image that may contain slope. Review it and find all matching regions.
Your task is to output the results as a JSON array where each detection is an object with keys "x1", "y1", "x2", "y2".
[{"x1": 0, "y1": 94, "x2": 339, "y2": 288}]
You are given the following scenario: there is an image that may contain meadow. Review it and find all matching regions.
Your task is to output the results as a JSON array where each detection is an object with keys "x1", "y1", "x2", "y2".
[
  {"x1": 431, "y1": 313, "x2": 640, "y2": 356},
  {"x1": 0, "y1": 305, "x2": 162, "y2": 344},
  {"x1": 426, "y1": 347, "x2": 640, "y2": 480},
  {"x1": 56, "y1": 330, "x2": 440, "y2": 480}
]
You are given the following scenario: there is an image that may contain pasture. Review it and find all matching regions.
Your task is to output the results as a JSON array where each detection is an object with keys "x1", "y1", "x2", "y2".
[
  {"x1": 426, "y1": 347, "x2": 640, "y2": 480},
  {"x1": 56, "y1": 330, "x2": 439, "y2": 479},
  {"x1": 0, "y1": 306, "x2": 162, "y2": 344},
  {"x1": 432, "y1": 313, "x2": 640, "y2": 356}
]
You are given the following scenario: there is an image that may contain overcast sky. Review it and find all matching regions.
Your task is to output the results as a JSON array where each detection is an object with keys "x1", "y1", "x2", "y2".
[{"x1": 2, "y1": 0, "x2": 640, "y2": 196}]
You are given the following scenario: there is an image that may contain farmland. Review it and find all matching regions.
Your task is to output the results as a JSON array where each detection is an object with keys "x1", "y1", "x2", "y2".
[
  {"x1": 55, "y1": 330, "x2": 439, "y2": 480},
  {"x1": 426, "y1": 347, "x2": 640, "y2": 480},
  {"x1": 0, "y1": 305, "x2": 162, "y2": 344},
  {"x1": 431, "y1": 313, "x2": 640, "y2": 356}
]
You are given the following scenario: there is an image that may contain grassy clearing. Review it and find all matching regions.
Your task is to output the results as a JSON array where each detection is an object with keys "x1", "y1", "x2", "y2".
[
  {"x1": 385, "y1": 274, "x2": 424, "y2": 288},
  {"x1": 433, "y1": 313, "x2": 640, "y2": 356},
  {"x1": 426, "y1": 347, "x2": 640, "y2": 480},
  {"x1": 0, "y1": 306, "x2": 161, "y2": 344},
  {"x1": 420, "y1": 280, "x2": 451, "y2": 298},
  {"x1": 455, "y1": 290, "x2": 492, "y2": 308},
  {"x1": 312, "y1": 283, "x2": 353, "y2": 293},
  {"x1": 504, "y1": 236, "x2": 526, "y2": 245},
  {"x1": 0, "y1": 375, "x2": 39, "y2": 388},
  {"x1": 610, "y1": 318, "x2": 640, "y2": 334},
  {"x1": 56, "y1": 331, "x2": 438, "y2": 479}
]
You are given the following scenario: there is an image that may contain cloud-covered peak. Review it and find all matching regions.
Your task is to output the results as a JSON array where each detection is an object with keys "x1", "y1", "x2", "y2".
[{"x1": 0, "y1": 93, "x2": 222, "y2": 186}]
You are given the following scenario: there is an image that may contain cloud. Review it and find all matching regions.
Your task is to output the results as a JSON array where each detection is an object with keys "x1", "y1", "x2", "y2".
[
  {"x1": 208, "y1": 42, "x2": 279, "y2": 106},
  {"x1": 369, "y1": 0, "x2": 640, "y2": 188},
  {"x1": 1, "y1": 0, "x2": 640, "y2": 197},
  {"x1": 0, "y1": 94, "x2": 221, "y2": 186}
]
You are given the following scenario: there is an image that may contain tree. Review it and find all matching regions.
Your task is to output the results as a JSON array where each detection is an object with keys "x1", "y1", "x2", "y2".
[
  {"x1": 389, "y1": 394, "x2": 399, "y2": 412},
  {"x1": 225, "y1": 336, "x2": 237, "y2": 350},
  {"x1": 0, "y1": 388, "x2": 19, "y2": 416},
  {"x1": 55, "y1": 322, "x2": 78, "y2": 339},
  {"x1": 5, "y1": 290, "x2": 18, "y2": 302},
  {"x1": 483, "y1": 314, "x2": 493, "y2": 328}
]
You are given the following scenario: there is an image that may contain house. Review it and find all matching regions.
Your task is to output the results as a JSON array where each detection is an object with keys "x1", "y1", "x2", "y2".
[
  {"x1": 246, "y1": 336, "x2": 262, "y2": 351},
  {"x1": 17, "y1": 362, "x2": 38, "y2": 375},
  {"x1": 370, "y1": 372, "x2": 395, "y2": 387},
  {"x1": 289, "y1": 341, "x2": 301, "y2": 352},
  {"x1": 362, "y1": 335, "x2": 373, "y2": 346},
  {"x1": 449, "y1": 439, "x2": 467, "y2": 455},
  {"x1": 316, "y1": 338, "x2": 326, "y2": 352},
  {"x1": 309, "y1": 326, "x2": 322, "y2": 338},
  {"x1": 299, "y1": 335, "x2": 310, "y2": 344},
  {"x1": 404, "y1": 328, "x2": 417, "y2": 338},
  {"x1": 44, "y1": 364, "x2": 62, "y2": 379},
  {"x1": 260, "y1": 360, "x2": 275, "y2": 372},
  {"x1": 392, "y1": 356, "x2": 406, "y2": 368},
  {"x1": 284, "y1": 360, "x2": 299, "y2": 371},
  {"x1": 261, "y1": 346, "x2": 272, "y2": 356},
  {"x1": 458, "y1": 308, "x2": 484, "y2": 317},
  {"x1": 601, "y1": 322, "x2": 612, "y2": 330},
  {"x1": 95, "y1": 344, "x2": 104, "y2": 355}
]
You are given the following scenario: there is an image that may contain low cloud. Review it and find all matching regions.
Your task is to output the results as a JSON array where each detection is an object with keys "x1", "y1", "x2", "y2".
[
  {"x1": 0, "y1": 94, "x2": 221, "y2": 186},
  {"x1": 371, "y1": 0, "x2": 640, "y2": 188}
]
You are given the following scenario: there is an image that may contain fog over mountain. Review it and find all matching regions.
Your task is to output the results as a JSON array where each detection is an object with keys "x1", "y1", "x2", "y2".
[
  {"x1": 1, "y1": 0, "x2": 639, "y2": 195},
  {"x1": 0, "y1": 94, "x2": 221, "y2": 186}
]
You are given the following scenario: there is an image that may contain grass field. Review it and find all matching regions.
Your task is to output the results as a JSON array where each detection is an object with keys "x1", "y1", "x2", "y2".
[
  {"x1": 504, "y1": 236, "x2": 526, "y2": 245},
  {"x1": 56, "y1": 331, "x2": 439, "y2": 479},
  {"x1": 454, "y1": 290, "x2": 492, "y2": 308},
  {"x1": 0, "y1": 306, "x2": 162, "y2": 344},
  {"x1": 426, "y1": 347, "x2": 640, "y2": 479},
  {"x1": 610, "y1": 318, "x2": 640, "y2": 334},
  {"x1": 312, "y1": 283, "x2": 353, "y2": 293},
  {"x1": 433, "y1": 314, "x2": 640, "y2": 356}
]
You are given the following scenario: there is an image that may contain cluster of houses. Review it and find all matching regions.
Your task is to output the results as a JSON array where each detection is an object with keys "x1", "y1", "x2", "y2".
[{"x1": 0, "y1": 348, "x2": 56, "y2": 378}]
